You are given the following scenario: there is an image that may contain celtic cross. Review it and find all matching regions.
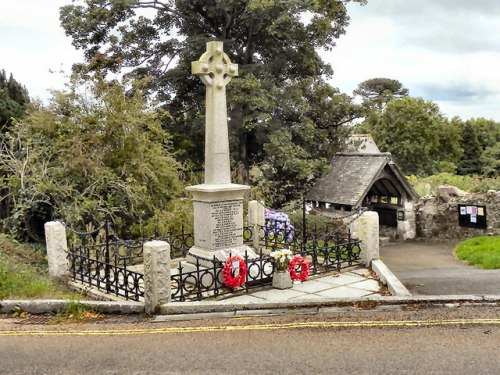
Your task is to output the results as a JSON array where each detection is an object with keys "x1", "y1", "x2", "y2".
[{"x1": 192, "y1": 41, "x2": 238, "y2": 185}]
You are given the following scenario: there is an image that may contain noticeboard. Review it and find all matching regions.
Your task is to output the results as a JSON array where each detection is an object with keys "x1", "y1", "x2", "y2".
[{"x1": 458, "y1": 204, "x2": 487, "y2": 229}]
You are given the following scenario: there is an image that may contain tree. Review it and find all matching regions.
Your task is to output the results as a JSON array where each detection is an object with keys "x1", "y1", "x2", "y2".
[
  {"x1": 457, "y1": 121, "x2": 483, "y2": 175},
  {"x1": 256, "y1": 78, "x2": 355, "y2": 205},
  {"x1": 0, "y1": 70, "x2": 30, "y2": 131},
  {"x1": 481, "y1": 144, "x2": 500, "y2": 177},
  {"x1": 60, "y1": 0, "x2": 366, "y2": 196},
  {"x1": 357, "y1": 97, "x2": 462, "y2": 176},
  {"x1": 354, "y1": 77, "x2": 408, "y2": 112},
  {"x1": 0, "y1": 76, "x2": 182, "y2": 240},
  {"x1": 457, "y1": 118, "x2": 500, "y2": 176}
]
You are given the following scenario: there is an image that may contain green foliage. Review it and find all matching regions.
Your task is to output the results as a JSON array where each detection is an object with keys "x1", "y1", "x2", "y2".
[
  {"x1": 354, "y1": 77, "x2": 409, "y2": 112},
  {"x1": 0, "y1": 235, "x2": 78, "y2": 299},
  {"x1": 407, "y1": 173, "x2": 500, "y2": 196},
  {"x1": 357, "y1": 97, "x2": 462, "y2": 176},
  {"x1": 481, "y1": 144, "x2": 500, "y2": 177},
  {"x1": 60, "y1": 0, "x2": 366, "y2": 201},
  {"x1": 0, "y1": 76, "x2": 182, "y2": 240},
  {"x1": 455, "y1": 236, "x2": 500, "y2": 269},
  {"x1": 249, "y1": 78, "x2": 357, "y2": 206},
  {"x1": 0, "y1": 69, "x2": 29, "y2": 131},
  {"x1": 457, "y1": 121, "x2": 483, "y2": 175},
  {"x1": 456, "y1": 118, "x2": 500, "y2": 177},
  {"x1": 62, "y1": 299, "x2": 94, "y2": 319}
]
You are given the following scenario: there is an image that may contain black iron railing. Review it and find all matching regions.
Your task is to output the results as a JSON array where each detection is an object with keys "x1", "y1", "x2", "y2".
[
  {"x1": 157, "y1": 226, "x2": 194, "y2": 258},
  {"x1": 65, "y1": 216, "x2": 361, "y2": 302},
  {"x1": 171, "y1": 249, "x2": 274, "y2": 302},
  {"x1": 66, "y1": 220, "x2": 144, "y2": 301}
]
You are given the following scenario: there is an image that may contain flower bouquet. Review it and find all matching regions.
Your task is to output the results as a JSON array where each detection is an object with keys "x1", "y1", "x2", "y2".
[{"x1": 270, "y1": 249, "x2": 293, "y2": 271}]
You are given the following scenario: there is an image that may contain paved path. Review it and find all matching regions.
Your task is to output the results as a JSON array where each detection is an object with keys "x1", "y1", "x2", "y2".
[
  {"x1": 217, "y1": 268, "x2": 383, "y2": 304},
  {"x1": 380, "y1": 240, "x2": 500, "y2": 295}
]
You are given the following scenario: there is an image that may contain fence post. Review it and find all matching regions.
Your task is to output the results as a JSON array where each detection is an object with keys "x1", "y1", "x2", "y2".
[
  {"x1": 44, "y1": 221, "x2": 68, "y2": 280},
  {"x1": 143, "y1": 240, "x2": 171, "y2": 314},
  {"x1": 356, "y1": 211, "x2": 380, "y2": 266},
  {"x1": 248, "y1": 200, "x2": 265, "y2": 250},
  {"x1": 104, "y1": 218, "x2": 111, "y2": 292}
]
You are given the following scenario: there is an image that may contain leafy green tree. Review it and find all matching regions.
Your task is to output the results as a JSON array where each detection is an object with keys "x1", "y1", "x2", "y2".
[
  {"x1": 354, "y1": 77, "x2": 408, "y2": 111},
  {"x1": 60, "y1": 0, "x2": 366, "y2": 196},
  {"x1": 469, "y1": 118, "x2": 500, "y2": 150},
  {"x1": 0, "y1": 76, "x2": 182, "y2": 240},
  {"x1": 358, "y1": 97, "x2": 462, "y2": 176},
  {"x1": 457, "y1": 121, "x2": 483, "y2": 175},
  {"x1": 481, "y1": 144, "x2": 500, "y2": 177},
  {"x1": 255, "y1": 78, "x2": 355, "y2": 205},
  {"x1": 456, "y1": 118, "x2": 500, "y2": 176},
  {"x1": 0, "y1": 70, "x2": 29, "y2": 131}
]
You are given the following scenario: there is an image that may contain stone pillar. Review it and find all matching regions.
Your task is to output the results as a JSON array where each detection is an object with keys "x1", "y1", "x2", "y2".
[
  {"x1": 397, "y1": 202, "x2": 416, "y2": 240},
  {"x1": 44, "y1": 221, "x2": 68, "y2": 280},
  {"x1": 357, "y1": 211, "x2": 379, "y2": 266},
  {"x1": 185, "y1": 41, "x2": 257, "y2": 267},
  {"x1": 248, "y1": 200, "x2": 265, "y2": 250},
  {"x1": 143, "y1": 240, "x2": 171, "y2": 314}
]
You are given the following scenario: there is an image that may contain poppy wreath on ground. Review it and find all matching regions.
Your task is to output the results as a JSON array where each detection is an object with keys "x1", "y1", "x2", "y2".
[
  {"x1": 288, "y1": 255, "x2": 310, "y2": 282},
  {"x1": 222, "y1": 255, "x2": 247, "y2": 289}
]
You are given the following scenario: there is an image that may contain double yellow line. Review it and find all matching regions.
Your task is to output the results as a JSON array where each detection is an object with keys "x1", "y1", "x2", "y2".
[{"x1": 0, "y1": 318, "x2": 499, "y2": 337}]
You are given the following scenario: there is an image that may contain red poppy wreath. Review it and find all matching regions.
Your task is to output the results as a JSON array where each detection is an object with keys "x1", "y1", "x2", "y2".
[
  {"x1": 288, "y1": 255, "x2": 310, "y2": 281},
  {"x1": 222, "y1": 255, "x2": 247, "y2": 289}
]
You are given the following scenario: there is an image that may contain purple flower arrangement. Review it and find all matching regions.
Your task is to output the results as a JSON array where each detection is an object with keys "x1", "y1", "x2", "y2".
[{"x1": 265, "y1": 209, "x2": 295, "y2": 242}]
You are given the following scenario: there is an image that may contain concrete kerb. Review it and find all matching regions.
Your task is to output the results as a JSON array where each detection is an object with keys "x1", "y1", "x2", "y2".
[
  {"x1": 371, "y1": 259, "x2": 411, "y2": 296},
  {"x1": 0, "y1": 300, "x2": 144, "y2": 315},
  {"x1": 1, "y1": 295, "x2": 499, "y2": 316}
]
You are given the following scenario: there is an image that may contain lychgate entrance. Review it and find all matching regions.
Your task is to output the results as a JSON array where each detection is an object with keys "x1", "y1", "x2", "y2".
[{"x1": 306, "y1": 138, "x2": 419, "y2": 240}]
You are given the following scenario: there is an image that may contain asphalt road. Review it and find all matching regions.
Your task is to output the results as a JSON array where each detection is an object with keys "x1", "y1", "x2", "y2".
[
  {"x1": 380, "y1": 240, "x2": 500, "y2": 295},
  {"x1": 0, "y1": 306, "x2": 499, "y2": 374}
]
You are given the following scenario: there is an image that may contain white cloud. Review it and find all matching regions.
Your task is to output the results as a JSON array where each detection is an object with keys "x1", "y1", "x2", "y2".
[
  {"x1": 325, "y1": 0, "x2": 500, "y2": 121},
  {"x1": 0, "y1": 0, "x2": 83, "y2": 101}
]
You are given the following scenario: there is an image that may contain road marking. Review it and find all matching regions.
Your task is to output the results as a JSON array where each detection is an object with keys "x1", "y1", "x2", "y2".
[{"x1": 0, "y1": 319, "x2": 498, "y2": 337}]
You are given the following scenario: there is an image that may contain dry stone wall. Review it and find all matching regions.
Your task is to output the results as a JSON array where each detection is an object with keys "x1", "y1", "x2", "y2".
[{"x1": 416, "y1": 190, "x2": 499, "y2": 239}]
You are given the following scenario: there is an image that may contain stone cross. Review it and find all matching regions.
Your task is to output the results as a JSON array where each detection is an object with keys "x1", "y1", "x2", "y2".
[{"x1": 192, "y1": 41, "x2": 238, "y2": 185}]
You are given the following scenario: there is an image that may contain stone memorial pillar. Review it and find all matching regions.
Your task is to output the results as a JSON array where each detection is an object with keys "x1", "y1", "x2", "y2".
[{"x1": 186, "y1": 41, "x2": 257, "y2": 267}]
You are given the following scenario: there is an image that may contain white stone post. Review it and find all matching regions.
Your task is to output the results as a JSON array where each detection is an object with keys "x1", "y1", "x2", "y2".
[
  {"x1": 143, "y1": 240, "x2": 171, "y2": 314},
  {"x1": 397, "y1": 202, "x2": 416, "y2": 240},
  {"x1": 357, "y1": 211, "x2": 380, "y2": 266},
  {"x1": 44, "y1": 221, "x2": 68, "y2": 280},
  {"x1": 248, "y1": 200, "x2": 265, "y2": 250}
]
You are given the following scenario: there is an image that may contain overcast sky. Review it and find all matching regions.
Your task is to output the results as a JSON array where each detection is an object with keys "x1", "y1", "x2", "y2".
[
  {"x1": 1, "y1": 0, "x2": 499, "y2": 121},
  {"x1": 327, "y1": 0, "x2": 500, "y2": 121}
]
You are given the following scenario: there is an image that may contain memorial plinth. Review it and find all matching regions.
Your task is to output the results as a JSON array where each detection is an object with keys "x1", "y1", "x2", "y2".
[
  {"x1": 186, "y1": 184, "x2": 253, "y2": 267},
  {"x1": 185, "y1": 41, "x2": 257, "y2": 269}
]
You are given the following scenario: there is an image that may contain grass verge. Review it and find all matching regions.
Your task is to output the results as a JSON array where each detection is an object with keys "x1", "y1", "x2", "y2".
[
  {"x1": 0, "y1": 235, "x2": 81, "y2": 299},
  {"x1": 455, "y1": 235, "x2": 500, "y2": 269}
]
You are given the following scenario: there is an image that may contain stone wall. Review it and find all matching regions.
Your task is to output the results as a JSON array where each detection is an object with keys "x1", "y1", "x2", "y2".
[{"x1": 416, "y1": 190, "x2": 500, "y2": 239}]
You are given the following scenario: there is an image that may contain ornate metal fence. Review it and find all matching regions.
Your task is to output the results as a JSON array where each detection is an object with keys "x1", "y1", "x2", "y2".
[
  {"x1": 157, "y1": 226, "x2": 194, "y2": 258},
  {"x1": 65, "y1": 215, "x2": 362, "y2": 302},
  {"x1": 258, "y1": 218, "x2": 362, "y2": 274},
  {"x1": 171, "y1": 249, "x2": 274, "y2": 302},
  {"x1": 66, "y1": 220, "x2": 145, "y2": 301}
]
